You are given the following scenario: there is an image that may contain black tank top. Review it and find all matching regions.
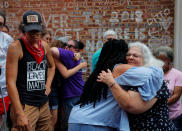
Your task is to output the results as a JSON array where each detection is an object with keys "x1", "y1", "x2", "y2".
[{"x1": 16, "y1": 39, "x2": 48, "y2": 107}]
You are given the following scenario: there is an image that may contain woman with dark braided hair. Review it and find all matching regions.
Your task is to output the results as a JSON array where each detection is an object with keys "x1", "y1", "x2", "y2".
[
  {"x1": 68, "y1": 40, "x2": 175, "y2": 131},
  {"x1": 80, "y1": 39, "x2": 128, "y2": 107},
  {"x1": 97, "y1": 42, "x2": 175, "y2": 130},
  {"x1": 68, "y1": 39, "x2": 130, "y2": 131}
]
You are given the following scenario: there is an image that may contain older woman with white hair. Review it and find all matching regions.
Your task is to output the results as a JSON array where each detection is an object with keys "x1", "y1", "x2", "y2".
[
  {"x1": 155, "y1": 46, "x2": 182, "y2": 131},
  {"x1": 98, "y1": 42, "x2": 175, "y2": 130}
]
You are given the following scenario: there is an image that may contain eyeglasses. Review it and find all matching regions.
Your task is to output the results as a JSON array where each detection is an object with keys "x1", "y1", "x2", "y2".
[
  {"x1": 126, "y1": 53, "x2": 142, "y2": 58},
  {"x1": 67, "y1": 44, "x2": 76, "y2": 48}
]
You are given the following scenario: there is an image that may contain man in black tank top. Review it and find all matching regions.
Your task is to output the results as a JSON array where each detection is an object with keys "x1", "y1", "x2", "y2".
[{"x1": 6, "y1": 10, "x2": 55, "y2": 131}]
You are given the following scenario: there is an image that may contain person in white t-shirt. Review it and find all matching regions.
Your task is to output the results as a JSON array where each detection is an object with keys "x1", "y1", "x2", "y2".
[
  {"x1": 0, "y1": 11, "x2": 14, "y2": 127},
  {"x1": 155, "y1": 46, "x2": 182, "y2": 131}
]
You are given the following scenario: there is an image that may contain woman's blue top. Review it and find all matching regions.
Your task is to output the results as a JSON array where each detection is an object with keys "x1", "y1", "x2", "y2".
[{"x1": 69, "y1": 66, "x2": 163, "y2": 131}]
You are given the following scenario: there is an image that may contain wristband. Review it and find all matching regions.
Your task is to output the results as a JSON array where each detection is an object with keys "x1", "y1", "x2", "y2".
[{"x1": 109, "y1": 82, "x2": 116, "y2": 88}]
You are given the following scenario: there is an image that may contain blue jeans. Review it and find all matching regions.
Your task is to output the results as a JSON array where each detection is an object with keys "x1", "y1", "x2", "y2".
[
  {"x1": 62, "y1": 96, "x2": 80, "y2": 123},
  {"x1": 172, "y1": 113, "x2": 182, "y2": 131},
  {"x1": 68, "y1": 123, "x2": 117, "y2": 131}
]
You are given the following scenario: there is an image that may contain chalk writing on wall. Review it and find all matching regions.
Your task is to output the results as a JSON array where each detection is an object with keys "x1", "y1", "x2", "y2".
[{"x1": 2, "y1": 0, "x2": 174, "y2": 76}]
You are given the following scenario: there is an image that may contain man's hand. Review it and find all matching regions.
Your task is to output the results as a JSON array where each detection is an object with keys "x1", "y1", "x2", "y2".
[
  {"x1": 79, "y1": 62, "x2": 87, "y2": 69},
  {"x1": 74, "y1": 53, "x2": 81, "y2": 61},
  {"x1": 15, "y1": 114, "x2": 31, "y2": 131},
  {"x1": 45, "y1": 86, "x2": 51, "y2": 96}
]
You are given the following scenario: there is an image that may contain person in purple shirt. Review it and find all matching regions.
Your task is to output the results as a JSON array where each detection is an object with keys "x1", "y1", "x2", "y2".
[{"x1": 51, "y1": 39, "x2": 87, "y2": 128}]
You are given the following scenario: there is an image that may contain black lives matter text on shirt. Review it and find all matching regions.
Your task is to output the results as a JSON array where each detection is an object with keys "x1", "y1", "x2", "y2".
[{"x1": 27, "y1": 60, "x2": 47, "y2": 91}]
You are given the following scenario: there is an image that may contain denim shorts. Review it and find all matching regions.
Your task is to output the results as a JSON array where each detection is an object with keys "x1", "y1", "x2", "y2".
[
  {"x1": 172, "y1": 113, "x2": 182, "y2": 131},
  {"x1": 49, "y1": 104, "x2": 58, "y2": 110},
  {"x1": 48, "y1": 95, "x2": 58, "y2": 108}
]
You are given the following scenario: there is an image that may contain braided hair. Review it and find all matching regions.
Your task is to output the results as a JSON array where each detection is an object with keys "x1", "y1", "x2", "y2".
[{"x1": 79, "y1": 39, "x2": 128, "y2": 107}]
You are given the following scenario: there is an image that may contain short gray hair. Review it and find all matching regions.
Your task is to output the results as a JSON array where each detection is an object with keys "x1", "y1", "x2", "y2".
[
  {"x1": 128, "y1": 41, "x2": 164, "y2": 67},
  {"x1": 103, "y1": 29, "x2": 117, "y2": 39},
  {"x1": 55, "y1": 36, "x2": 71, "y2": 43},
  {"x1": 154, "y1": 46, "x2": 174, "y2": 62}
]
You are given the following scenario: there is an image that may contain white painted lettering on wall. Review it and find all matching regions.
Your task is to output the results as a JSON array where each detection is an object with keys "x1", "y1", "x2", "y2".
[
  {"x1": 110, "y1": 12, "x2": 119, "y2": 23},
  {"x1": 3, "y1": 0, "x2": 174, "y2": 76},
  {"x1": 42, "y1": 14, "x2": 68, "y2": 29},
  {"x1": 0, "y1": 1, "x2": 9, "y2": 8},
  {"x1": 135, "y1": 10, "x2": 143, "y2": 23}
]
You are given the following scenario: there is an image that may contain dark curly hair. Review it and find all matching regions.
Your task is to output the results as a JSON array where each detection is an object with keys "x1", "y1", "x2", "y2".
[
  {"x1": 73, "y1": 40, "x2": 85, "y2": 50},
  {"x1": 79, "y1": 39, "x2": 128, "y2": 107},
  {"x1": 0, "y1": 11, "x2": 6, "y2": 24}
]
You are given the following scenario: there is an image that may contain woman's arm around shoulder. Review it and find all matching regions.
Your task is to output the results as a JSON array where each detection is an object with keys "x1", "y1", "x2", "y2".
[
  {"x1": 98, "y1": 67, "x2": 157, "y2": 114},
  {"x1": 53, "y1": 58, "x2": 87, "y2": 79},
  {"x1": 50, "y1": 46, "x2": 87, "y2": 79}
]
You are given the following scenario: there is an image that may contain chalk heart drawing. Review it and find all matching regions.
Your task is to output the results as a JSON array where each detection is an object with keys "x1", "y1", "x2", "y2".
[
  {"x1": 147, "y1": 18, "x2": 163, "y2": 36},
  {"x1": 161, "y1": 17, "x2": 173, "y2": 31},
  {"x1": 135, "y1": 10, "x2": 143, "y2": 23},
  {"x1": 147, "y1": 8, "x2": 173, "y2": 36}
]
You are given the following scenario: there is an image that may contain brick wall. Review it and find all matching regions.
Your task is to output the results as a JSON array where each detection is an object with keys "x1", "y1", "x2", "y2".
[{"x1": 0, "y1": 0, "x2": 174, "y2": 78}]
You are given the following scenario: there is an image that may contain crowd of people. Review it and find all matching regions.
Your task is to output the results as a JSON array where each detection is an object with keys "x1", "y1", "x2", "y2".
[{"x1": 0, "y1": 10, "x2": 182, "y2": 131}]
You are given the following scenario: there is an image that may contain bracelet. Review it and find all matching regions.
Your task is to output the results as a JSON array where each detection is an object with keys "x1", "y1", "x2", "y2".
[{"x1": 109, "y1": 82, "x2": 116, "y2": 88}]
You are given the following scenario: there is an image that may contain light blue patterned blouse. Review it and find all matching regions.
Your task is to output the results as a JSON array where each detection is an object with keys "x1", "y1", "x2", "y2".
[
  {"x1": 68, "y1": 66, "x2": 163, "y2": 131},
  {"x1": 115, "y1": 66, "x2": 164, "y2": 101}
]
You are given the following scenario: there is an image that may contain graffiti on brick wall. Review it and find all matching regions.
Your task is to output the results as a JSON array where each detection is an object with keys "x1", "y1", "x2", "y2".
[
  {"x1": 3, "y1": 1, "x2": 173, "y2": 45},
  {"x1": 2, "y1": 0, "x2": 174, "y2": 74},
  {"x1": 0, "y1": 1, "x2": 9, "y2": 8},
  {"x1": 147, "y1": 8, "x2": 173, "y2": 51},
  {"x1": 147, "y1": 8, "x2": 172, "y2": 35},
  {"x1": 41, "y1": 10, "x2": 146, "y2": 41}
]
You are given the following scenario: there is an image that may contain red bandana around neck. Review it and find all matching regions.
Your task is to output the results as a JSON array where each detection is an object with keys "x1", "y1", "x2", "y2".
[{"x1": 22, "y1": 35, "x2": 44, "y2": 64}]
